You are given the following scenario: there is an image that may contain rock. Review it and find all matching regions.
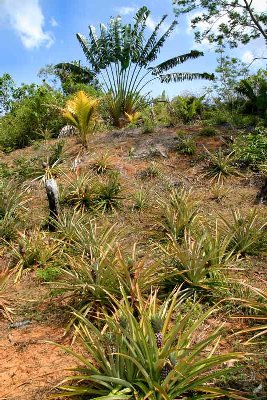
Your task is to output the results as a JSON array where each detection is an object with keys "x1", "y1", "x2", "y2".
[
  {"x1": 58, "y1": 125, "x2": 78, "y2": 138},
  {"x1": 133, "y1": 144, "x2": 168, "y2": 159}
]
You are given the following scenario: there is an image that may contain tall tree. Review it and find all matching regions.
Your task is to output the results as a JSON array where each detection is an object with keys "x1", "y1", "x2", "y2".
[
  {"x1": 57, "y1": 6, "x2": 214, "y2": 126},
  {"x1": 173, "y1": 0, "x2": 267, "y2": 48}
]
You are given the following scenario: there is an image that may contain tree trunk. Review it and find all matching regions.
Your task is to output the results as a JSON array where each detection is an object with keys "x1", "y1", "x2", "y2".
[
  {"x1": 256, "y1": 177, "x2": 267, "y2": 204},
  {"x1": 45, "y1": 178, "x2": 60, "y2": 231}
]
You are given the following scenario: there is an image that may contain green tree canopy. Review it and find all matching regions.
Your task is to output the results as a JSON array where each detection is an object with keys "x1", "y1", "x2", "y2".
[{"x1": 173, "y1": 0, "x2": 267, "y2": 48}]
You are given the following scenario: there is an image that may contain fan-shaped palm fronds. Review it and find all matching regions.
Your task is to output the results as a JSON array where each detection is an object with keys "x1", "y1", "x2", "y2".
[{"x1": 57, "y1": 6, "x2": 214, "y2": 126}]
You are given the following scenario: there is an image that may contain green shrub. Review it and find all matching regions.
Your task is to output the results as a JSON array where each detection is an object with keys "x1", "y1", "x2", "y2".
[
  {"x1": 204, "y1": 148, "x2": 239, "y2": 182},
  {"x1": 0, "y1": 182, "x2": 29, "y2": 241},
  {"x1": 176, "y1": 134, "x2": 196, "y2": 155},
  {"x1": 141, "y1": 110, "x2": 156, "y2": 133},
  {"x1": 155, "y1": 188, "x2": 199, "y2": 242},
  {"x1": 170, "y1": 95, "x2": 205, "y2": 124},
  {"x1": 200, "y1": 126, "x2": 217, "y2": 136},
  {"x1": 233, "y1": 127, "x2": 267, "y2": 168},
  {"x1": 140, "y1": 162, "x2": 162, "y2": 180},
  {"x1": 36, "y1": 266, "x2": 61, "y2": 282},
  {"x1": 0, "y1": 86, "x2": 65, "y2": 151},
  {"x1": 221, "y1": 209, "x2": 267, "y2": 256}
]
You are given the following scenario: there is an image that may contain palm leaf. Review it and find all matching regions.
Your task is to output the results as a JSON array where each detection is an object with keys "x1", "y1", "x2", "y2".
[
  {"x1": 152, "y1": 50, "x2": 204, "y2": 75},
  {"x1": 138, "y1": 14, "x2": 168, "y2": 65},
  {"x1": 142, "y1": 20, "x2": 178, "y2": 66},
  {"x1": 159, "y1": 72, "x2": 215, "y2": 83}
]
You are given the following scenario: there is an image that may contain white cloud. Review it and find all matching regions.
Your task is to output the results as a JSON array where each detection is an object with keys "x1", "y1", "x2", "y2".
[
  {"x1": 115, "y1": 6, "x2": 177, "y2": 35},
  {"x1": 241, "y1": 49, "x2": 267, "y2": 68},
  {"x1": 1, "y1": 0, "x2": 54, "y2": 49},
  {"x1": 115, "y1": 6, "x2": 136, "y2": 16},
  {"x1": 50, "y1": 17, "x2": 58, "y2": 28},
  {"x1": 249, "y1": 0, "x2": 267, "y2": 13},
  {"x1": 242, "y1": 50, "x2": 255, "y2": 64},
  {"x1": 146, "y1": 15, "x2": 175, "y2": 34}
]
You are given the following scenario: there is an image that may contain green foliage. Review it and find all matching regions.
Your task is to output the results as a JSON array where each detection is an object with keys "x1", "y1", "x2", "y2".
[
  {"x1": 0, "y1": 73, "x2": 16, "y2": 114},
  {"x1": 233, "y1": 128, "x2": 267, "y2": 168},
  {"x1": 54, "y1": 288, "x2": 245, "y2": 399},
  {"x1": 0, "y1": 182, "x2": 29, "y2": 241},
  {"x1": 173, "y1": 0, "x2": 267, "y2": 47},
  {"x1": 170, "y1": 95, "x2": 205, "y2": 124},
  {"x1": 176, "y1": 133, "x2": 197, "y2": 155},
  {"x1": 94, "y1": 173, "x2": 122, "y2": 212},
  {"x1": 62, "y1": 171, "x2": 122, "y2": 213},
  {"x1": 155, "y1": 188, "x2": 199, "y2": 242},
  {"x1": 204, "y1": 148, "x2": 238, "y2": 183},
  {"x1": 62, "y1": 90, "x2": 99, "y2": 148},
  {"x1": 236, "y1": 69, "x2": 267, "y2": 119},
  {"x1": 0, "y1": 267, "x2": 14, "y2": 321},
  {"x1": 39, "y1": 62, "x2": 99, "y2": 95},
  {"x1": 160, "y1": 225, "x2": 234, "y2": 292},
  {"x1": 152, "y1": 97, "x2": 172, "y2": 127},
  {"x1": 206, "y1": 48, "x2": 249, "y2": 110},
  {"x1": 47, "y1": 140, "x2": 65, "y2": 166},
  {"x1": 36, "y1": 266, "x2": 61, "y2": 282},
  {"x1": 90, "y1": 153, "x2": 114, "y2": 174},
  {"x1": 221, "y1": 209, "x2": 267, "y2": 256},
  {"x1": 200, "y1": 126, "x2": 217, "y2": 136},
  {"x1": 141, "y1": 115, "x2": 156, "y2": 134},
  {"x1": 59, "y1": 6, "x2": 213, "y2": 126},
  {"x1": 131, "y1": 188, "x2": 149, "y2": 211},
  {"x1": 0, "y1": 85, "x2": 65, "y2": 151},
  {"x1": 10, "y1": 230, "x2": 62, "y2": 282}
]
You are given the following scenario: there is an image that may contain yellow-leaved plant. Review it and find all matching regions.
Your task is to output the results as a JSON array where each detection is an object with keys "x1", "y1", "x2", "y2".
[{"x1": 62, "y1": 91, "x2": 99, "y2": 148}]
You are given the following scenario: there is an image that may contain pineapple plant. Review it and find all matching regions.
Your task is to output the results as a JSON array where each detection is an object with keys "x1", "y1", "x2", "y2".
[{"x1": 151, "y1": 315, "x2": 163, "y2": 348}]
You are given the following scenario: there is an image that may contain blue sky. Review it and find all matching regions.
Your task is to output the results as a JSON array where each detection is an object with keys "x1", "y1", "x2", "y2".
[{"x1": 0, "y1": 0, "x2": 266, "y2": 98}]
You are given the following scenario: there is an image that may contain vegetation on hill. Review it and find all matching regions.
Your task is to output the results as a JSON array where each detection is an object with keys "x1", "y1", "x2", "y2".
[{"x1": 0, "y1": 3, "x2": 267, "y2": 400}]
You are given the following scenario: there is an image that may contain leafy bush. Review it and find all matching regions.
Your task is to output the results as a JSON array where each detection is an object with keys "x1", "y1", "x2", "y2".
[
  {"x1": 200, "y1": 126, "x2": 217, "y2": 136},
  {"x1": 160, "y1": 227, "x2": 234, "y2": 292},
  {"x1": 176, "y1": 133, "x2": 197, "y2": 155},
  {"x1": 141, "y1": 109, "x2": 156, "y2": 133},
  {"x1": 204, "y1": 148, "x2": 238, "y2": 182},
  {"x1": 170, "y1": 95, "x2": 205, "y2": 124},
  {"x1": 0, "y1": 86, "x2": 65, "y2": 151},
  {"x1": 90, "y1": 153, "x2": 115, "y2": 174},
  {"x1": 36, "y1": 266, "x2": 61, "y2": 282},
  {"x1": 62, "y1": 171, "x2": 122, "y2": 213},
  {"x1": 221, "y1": 209, "x2": 267, "y2": 256},
  {"x1": 0, "y1": 182, "x2": 29, "y2": 241},
  {"x1": 233, "y1": 127, "x2": 267, "y2": 168},
  {"x1": 236, "y1": 69, "x2": 267, "y2": 119},
  {"x1": 155, "y1": 188, "x2": 199, "y2": 242},
  {"x1": 54, "y1": 288, "x2": 245, "y2": 399}
]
